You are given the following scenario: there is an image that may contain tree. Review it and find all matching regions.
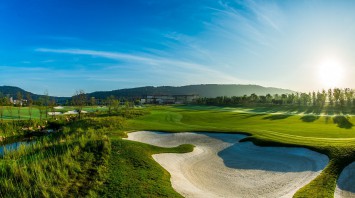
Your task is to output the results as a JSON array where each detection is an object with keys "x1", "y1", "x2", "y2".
[
  {"x1": 315, "y1": 91, "x2": 323, "y2": 108},
  {"x1": 0, "y1": 93, "x2": 5, "y2": 121},
  {"x1": 339, "y1": 89, "x2": 345, "y2": 108},
  {"x1": 333, "y1": 88, "x2": 341, "y2": 106},
  {"x1": 321, "y1": 89, "x2": 327, "y2": 107},
  {"x1": 124, "y1": 101, "x2": 132, "y2": 115},
  {"x1": 49, "y1": 98, "x2": 56, "y2": 119},
  {"x1": 287, "y1": 93, "x2": 295, "y2": 105},
  {"x1": 106, "y1": 95, "x2": 115, "y2": 115},
  {"x1": 72, "y1": 90, "x2": 87, "y2": 119},
  {"x1": 44, "y1": 91, "x2": 50, "y2": 119},
  {"x1": 6, "y1": 97, "x2": 13, "y2": 122},
  {"x1": 312, "y1": 91, "x2": 316, "y2": 106},
  {"x1": 37, "y1": 97, "x2": 45, "y2": 122},
  {"x1": 90, "y1": 97, "x2": 96, "y2": 111},
  {"x1": 26, "y1": 93, "x2": 33, "y2": 120},
  {"x1": 281, "y1": 94, "x2": 287, "y2": 105},
  {"x1": 113, "y1": 99, "x2": 120, "y2": 113},
  {"x1": 300, "y1": 93, "x2": 309, "y2": 106},
  {"x1": 328, "y1": 89, "x2": 333, "y2": 106},
  {"x1": 259, "y1": 95, "x2": 267, "y2": 103},
  {"x1": 250, "y1": 93, "x2": 258, "y2": 103},
  {"x1": 17, "y1": 91, "x2": 22, "y2": 119},
  {"x1": 265, "y1": 94, "x2": 272, "y2": 104},
  {"x1": 344, "y1": 88, "x2": 354, "y2": 107},
  {"x1": 295, "y1": 93, "x2": 301, "y2": 106}
]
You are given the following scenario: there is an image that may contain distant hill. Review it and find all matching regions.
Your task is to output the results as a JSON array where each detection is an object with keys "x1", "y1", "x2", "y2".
[
  {"x1": 0, "y1": 86, "x2": 68, "y2": 103},
  {"x1": 0, "y1": 86, "x2": 39, "y2": 99},
  {"x1": 87, "y1": 84, "x2": 295, "y2": 99},
  {"x1": 0, "y1": 84, "x2": 295, "y2": 102}
]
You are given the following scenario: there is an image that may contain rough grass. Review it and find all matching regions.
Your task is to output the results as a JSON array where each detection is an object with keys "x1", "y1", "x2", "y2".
[
  {"x1": 0, "y1": 128, "x2": 110, "y2": 197},
  {"x1": 101, "y1": 138, "x2": 194, "y2": 198}
]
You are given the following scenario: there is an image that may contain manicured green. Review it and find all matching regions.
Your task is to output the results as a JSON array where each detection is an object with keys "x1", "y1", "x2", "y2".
[{"x1": 127, "y1": 105, "x2": 355, "y2": 138}]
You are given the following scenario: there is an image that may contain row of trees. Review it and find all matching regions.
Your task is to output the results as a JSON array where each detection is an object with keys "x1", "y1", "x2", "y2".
[
  {"x1": 194, "y1": 88, "x2": 355, "y2": 108},
  {"x1": 0, "y1": 91, "x2": 56, "y2": 121},
  {"x1": 0, "y1": 90, "x2": 135, "y2": 121}
]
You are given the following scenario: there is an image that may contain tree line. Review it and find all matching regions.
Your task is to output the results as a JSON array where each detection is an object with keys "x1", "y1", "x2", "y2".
[
  {"x1": 0, "y1": 90, "x2": 136, "y2": 121},
  {"x1": 194, "y1": 88, "x2": 355, "y2": 108}
]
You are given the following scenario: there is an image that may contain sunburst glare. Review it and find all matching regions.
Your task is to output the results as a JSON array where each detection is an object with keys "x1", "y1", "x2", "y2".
[{"x1": 317, "y1": 58, "x2": 344, "y2": 88}]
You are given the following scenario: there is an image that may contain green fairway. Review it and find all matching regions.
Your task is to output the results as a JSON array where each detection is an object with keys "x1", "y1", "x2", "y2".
[
  {"x1": 126, "y1": 105, "x2": 355, "y2": 198},
  {"x1": 127, "y1": 105, "x2": 355, "y2": 139},
  {"x1": 0, "y1": 106, "x2": 108, "y2": 120}
]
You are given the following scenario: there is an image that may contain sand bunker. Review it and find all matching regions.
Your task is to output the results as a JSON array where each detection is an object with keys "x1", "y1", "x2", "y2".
[
  {"x1": 126, "y1": 131, "x2": 328, "y2": 198},
  {"x1": 335, "y1": 162, "x2": 355, "y2": 198}
]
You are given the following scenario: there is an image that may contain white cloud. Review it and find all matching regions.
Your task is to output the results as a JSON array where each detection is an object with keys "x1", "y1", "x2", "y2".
[{"x1": 36, "y1": 48, "x2": 244, "y2": 83}]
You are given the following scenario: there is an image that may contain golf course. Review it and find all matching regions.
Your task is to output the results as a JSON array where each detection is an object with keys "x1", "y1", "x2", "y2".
[
  {"x1": 4, "y1": 0, "x2": 355, "y2": 197},
  {"x1": 123, "y1": 105, "x2": 355, "y2": 198},
  {"x1": 1, "y1": 101, "x2": 355, "y2": 197}
]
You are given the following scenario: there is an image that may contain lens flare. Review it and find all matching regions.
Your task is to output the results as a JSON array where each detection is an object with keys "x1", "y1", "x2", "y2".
[{"x1": 317, "y1": 58, "x2": 344, "y2": 88}]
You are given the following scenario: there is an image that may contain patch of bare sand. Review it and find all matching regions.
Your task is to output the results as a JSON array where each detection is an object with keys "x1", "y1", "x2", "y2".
[
  {"x1": 126, "y1": 131, "x2": 328, "y2": 198},
  {"x1": 335, "y1": 162, "x2": 355, "y2": 198}
]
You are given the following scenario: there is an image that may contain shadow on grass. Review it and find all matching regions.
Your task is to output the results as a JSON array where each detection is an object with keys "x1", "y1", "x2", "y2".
[
  {"x1": 300, "y1": 115, "x2": 320, "y2": 122},
  {"x1": 262, "y1": 114, "x2": 293, "y2": 120},
  {"x1": 337, "y1": 161, "x2": 355, "y2": 193},
  {"x1": 241, "y1": 113, "x2": 266, "y2": 119},
  {"x1": 218, "y1": 142, "x2": 328, "y2": 172},
  {"x1": 249, "y1": 107, "x2": 281, "y2": 113},
  {"x1": 333, "y1": 116, "x2": 353, "y2": 129}
]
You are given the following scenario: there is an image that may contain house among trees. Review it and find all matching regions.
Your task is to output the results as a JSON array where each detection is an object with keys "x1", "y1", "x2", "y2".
[
  {"x1": 10, "y1": 97, "x2": 27, "y2": 106},
  {"x1": 144, "y1": 95, "x2": 199, "y2": 104}
]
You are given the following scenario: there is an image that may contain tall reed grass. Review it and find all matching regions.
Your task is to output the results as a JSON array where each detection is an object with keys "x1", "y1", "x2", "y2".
[{"x1": 0, "y1": 124, "x2": 111, "y2": 197}]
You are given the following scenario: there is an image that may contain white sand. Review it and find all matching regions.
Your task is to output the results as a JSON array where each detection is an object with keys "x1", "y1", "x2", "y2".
[
  {"x1": 126, "y1": 131, "x2": 329, "y2": 198},
  {"x1": 335, "y1": 162, "x2": 355, "y2": 198}
]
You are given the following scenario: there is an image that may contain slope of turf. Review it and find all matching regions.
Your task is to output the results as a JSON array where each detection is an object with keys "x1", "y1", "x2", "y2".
[{"x1": 101, "y1": 137, "x2": 194, "y2": 198}]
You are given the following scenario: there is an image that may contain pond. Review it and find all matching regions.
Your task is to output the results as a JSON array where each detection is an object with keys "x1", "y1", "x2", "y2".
[{"x1": 0, "y1": 141, "x2": 32, "y2": 156}]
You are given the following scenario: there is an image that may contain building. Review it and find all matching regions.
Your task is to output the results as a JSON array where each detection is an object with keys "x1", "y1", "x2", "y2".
[
  {"x1": 174, "y1": 95, "x2": 199, "y2": 104},
  {"x1": 145, "y1": 94, "x2": 199, "y2": 104},
  {"x1": 146, "y1": 95, "x2": 175, "y2": 104}
]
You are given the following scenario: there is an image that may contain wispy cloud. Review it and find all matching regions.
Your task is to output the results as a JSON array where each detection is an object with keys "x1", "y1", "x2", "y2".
[
  {"x1": 242, "y1": 0, "x2": 283, "y2": 32},
  {"x1": 206, "y1": 0, "x2": 284, "y2": 50},
  {"x1": 36, "y1": 48, "x2": 242, "y2": 83}
]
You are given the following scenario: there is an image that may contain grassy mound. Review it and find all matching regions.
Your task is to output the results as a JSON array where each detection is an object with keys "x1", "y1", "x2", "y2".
[{"x1": 102, "y1": 138, "x2": 194, "y2": 198}]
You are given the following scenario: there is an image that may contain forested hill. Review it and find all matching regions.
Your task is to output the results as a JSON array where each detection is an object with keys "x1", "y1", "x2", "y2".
[
  {"x1": 0, "y1": 86, "x2": 39, "y2": 99},
  {"x1": 87, "y1": 84, "x2": 295, "y2": 99},
  {"x1": 0, "y1": 86, "x2": 68, "y2": 102},
  {"x1": 1, "y1": 84, "x2": 294, "y2": 101}
]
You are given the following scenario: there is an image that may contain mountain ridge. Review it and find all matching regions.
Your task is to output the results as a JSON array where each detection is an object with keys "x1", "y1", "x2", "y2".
[
  {"x1": 0, "y1": 86, "x2": 68, "y2": 102},
  {"x1": 86, "y1": 84, "x2": 295, "y2": 99},
  {"x1": 0, "y1": 84, "x2": 295, "y2": 101}
]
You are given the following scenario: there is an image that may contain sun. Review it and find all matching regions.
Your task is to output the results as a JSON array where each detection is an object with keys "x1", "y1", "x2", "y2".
[{"x1": 317, "y1": 58, "x2": 344, "y2": 88}]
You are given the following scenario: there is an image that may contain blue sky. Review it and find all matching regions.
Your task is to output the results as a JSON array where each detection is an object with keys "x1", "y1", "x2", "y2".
[{"x1": 1, "y1": 0, "x2": 355, "y2": 96}]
